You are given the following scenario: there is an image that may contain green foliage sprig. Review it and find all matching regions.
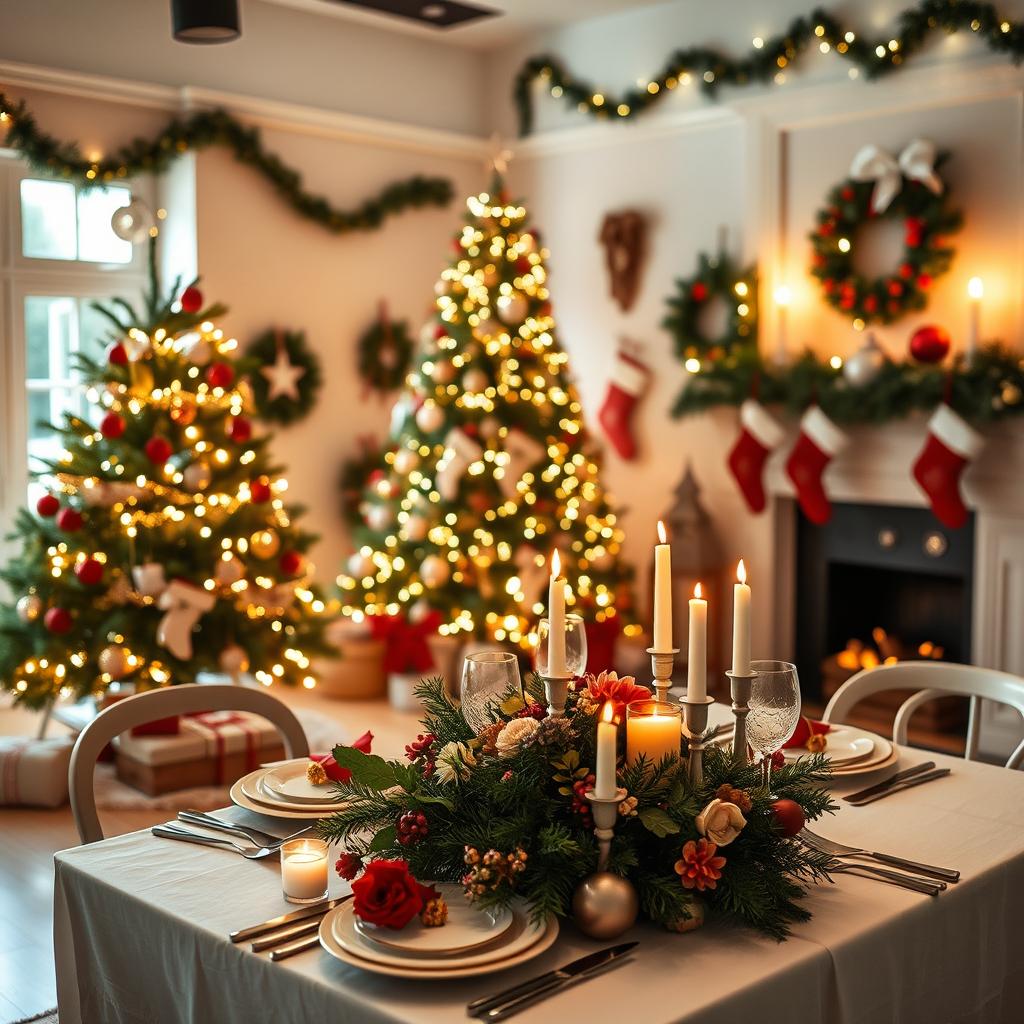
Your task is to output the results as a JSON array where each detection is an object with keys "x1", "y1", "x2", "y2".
[
  {"x1": 513, "y1": 1, "x2": 1024, "y2": 134},
  {"x1": 0, "y1": 93, "x2": 452, "y2": 234}
]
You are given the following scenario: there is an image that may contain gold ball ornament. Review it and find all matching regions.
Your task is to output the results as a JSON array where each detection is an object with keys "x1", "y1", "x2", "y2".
[
  {"x1": 666, "y1": 896, "x2": 706, "y2": 934},
  {"x1": 431, "y1": 360, "x2": 457, "y2": 385},
  {"x1": 496, "y1": 291, "x2": 529, "y2": 325},
  {"x1": 16, "y1": 594, "x2": 43, "y2": 622},
  {"x1": 219, "y1": 644, "x2": 250, "y2": 675},
  {"x1": 571, "y1": 872, "x2": 639, "y2": 939},
  {"x1": 462, "y1": 368, "x2": 489, "y2": 393},
  {"x1": 419, "y1": 554, "x2": 450, "y2": 588},
  {"x1": 98, "y1": 644, "x2": 130, "y2": 678},
  {"x1": 405, "y1": 514, "x2": 429, "y2": 542},
  {"x1": 183, "y1": 460, "x2": 212, "y2": 491},
  {"x1": 250, "y1": 529, "x2": 281, "y2": 559},
  {"x1": 473, "y1": 318, "x2": 503, "y2": 341},
  {"x1": 415, "y1": 402, "x2": 445, "y2": 434},
  {"x1": 215, "y1": 553, "x2": 246, "y2": 585},
  {"x1": 347, "y1": 552, "x2": 375, "y2": 578},
  {"x1": 482, "y1": 265, "x2": 499, "y2": 287},
  {"x1": 393, "y1": 448, "x2": 421, "y2": 475},
  {"x1": 170, "y1": 399, "x2": 197, "y2": 426}
]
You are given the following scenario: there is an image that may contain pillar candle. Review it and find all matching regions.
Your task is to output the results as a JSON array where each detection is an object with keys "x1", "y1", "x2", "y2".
[
  {"x1": 281, "y1": 839, "x2": 328, "y2": 902},
  {"x1": 626, "y1": 703, "x2": 681, "y2": 766},
  {"x1": 731, "y1": 559, "x2": 751, "y2": 675},
  {"x1": 774, "y1": 284, "x2": 791, "y2": 366},
  {"x1": 547, "y1": 549, "x2": 567, "y2": 676},
  {"x1": 594, "y1": 701, "x2": 617, "y2": 799},
  {"x1": 653, "y1": 520, "x2": 672, "y2": 651},
  {"x1": 687, "y1": 583, "x2": 707, "y2": 701},
  {"x1": 967, "y1": 277, "x2": 983, "y2": 361}
]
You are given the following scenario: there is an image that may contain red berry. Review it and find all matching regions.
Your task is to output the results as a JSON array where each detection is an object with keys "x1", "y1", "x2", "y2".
[
  {"x1": 100, "y1": 411, "x2": 125, "y2": 439},
  {"x1": 899, "y1": 263, "x2": 914, "y2": 279},
  {"x1": 36, "y1": 494, "x2": 60, "y2": 518},
  {"x1": 864, "y1": 295, "x2": 878, "y2": 313},
  {"x1": 887, "y1": 280, "x2": 903, "y2": 297},
  {"x1": 44, "y1": 607, "x2": 73, "y2": 635},
  {"x1": 250, "y1": 478, "x2": 272, "y2": 503},
  {"x1": 145, "y1": 436, "x2": 173, "y2": 464},
  {"x1": 278, "y1": 551, "x2": 303, "y2": 576},
  {"x1": 769, "y1": 798, "x2": 806, "y2": 837},
  {"x1": 917, "y1": 273, "x2": 932, "y2": 289},
  {"x1": 206, "y1": 363, "x2": 234, "y2": 390},
  {"x1": 691, "y1": 282, "x2": 709, "y2": 302},
  {"x1": 75, "y1": 557, "x2": 104, "y2": 586},
  {"x1": 56, "y1": 507, "x2": 83, "y2": 532},
  {"x1": 107, "y1": 343, "x2": 128, "y2": 366},
  {"x1": 228, "y1": 417, "x2": 252, "y2": 443},
  {"x1": 179, "y1": 285, "x2": 203, "y2": 314}
]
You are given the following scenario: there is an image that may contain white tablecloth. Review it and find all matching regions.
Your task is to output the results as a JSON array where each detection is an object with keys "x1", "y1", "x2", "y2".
[{"x1": 54, "y1": 724, "x2": 1024, "y2": 1024}]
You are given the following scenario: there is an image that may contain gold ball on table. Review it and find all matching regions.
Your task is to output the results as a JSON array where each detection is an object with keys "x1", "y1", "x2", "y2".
[{"x1": 571, "y1": 871, "x2": 639, "y2": 939}]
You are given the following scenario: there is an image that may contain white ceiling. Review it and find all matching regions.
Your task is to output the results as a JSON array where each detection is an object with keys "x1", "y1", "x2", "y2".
[{"x1": 262, "y1": 0, "x2": 667, "y2": 48}]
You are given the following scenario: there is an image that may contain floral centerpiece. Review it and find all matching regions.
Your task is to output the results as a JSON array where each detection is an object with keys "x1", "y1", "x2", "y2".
[{"x1": 317, "y1": 673, "x2": 835, "y2": 939}]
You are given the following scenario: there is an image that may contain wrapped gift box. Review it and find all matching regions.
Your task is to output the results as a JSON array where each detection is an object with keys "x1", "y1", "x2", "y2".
[
  {"x1": 115, "y1": 710, "x2": 285, "y2": 795},
  {"x1": 316, "y1": 618, "x2": 387, "y2": 700},
  {"x1": 0, "y1": 736, "x2": 74, "y2": 807}
]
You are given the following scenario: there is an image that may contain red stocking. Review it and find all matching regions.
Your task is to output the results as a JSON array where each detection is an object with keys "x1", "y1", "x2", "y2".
[
  {"x1": 784, "y1": 407, "x2": 848, "y2": 525},
  {"x1": 728, "y1": 399, "x2": 785, "y2": 513},
  {"x1": 599, "y1": 348, "x2": 648, "y2": 460},
  {"x1": 912, "y1": 404, "x2": 984, "y2": 529}
]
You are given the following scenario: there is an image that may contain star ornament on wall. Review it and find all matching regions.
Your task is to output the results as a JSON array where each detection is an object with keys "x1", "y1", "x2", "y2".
[{"x1": 260, "y1": 345, "x2": 306, "y2": 401}]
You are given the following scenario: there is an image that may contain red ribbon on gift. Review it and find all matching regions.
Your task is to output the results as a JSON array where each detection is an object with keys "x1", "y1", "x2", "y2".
[
  {"x1": 368, "y1": 611, "x2": 443, "y2": 674},
  {"x1": 187, "y1": 711, "x2": 260, "y2": 785},
  {"x1": 312, "y1": 730, "x2": 374, "y2": 783}
]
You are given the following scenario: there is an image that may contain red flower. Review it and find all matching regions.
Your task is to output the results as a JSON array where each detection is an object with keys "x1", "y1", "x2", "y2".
[
  {"x1": 577, "y1": 671, "x2": 651, "y2": 719},
  {"x1": 674, "y1": 838, "x2": 727, "y2": 891},
  {"x1": 335, "y1": 852, "x2": 363, "y2": 880},
  {"x1": 351, "y1": 860, "x2": 439, "y2": 930},
  {"x1": 312, "y1": 730, "x2": 374, "y2": 783}
]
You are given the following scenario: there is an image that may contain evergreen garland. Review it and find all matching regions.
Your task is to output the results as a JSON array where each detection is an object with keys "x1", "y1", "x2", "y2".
[
  {"x1": 0, "y1": 93, "x2": 452, "y2": 234},
  {"x1": 513, "y1": 1, "x2": 1024, "y2": 134}
]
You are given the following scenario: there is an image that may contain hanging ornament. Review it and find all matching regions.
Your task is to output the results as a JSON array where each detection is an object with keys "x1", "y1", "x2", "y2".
[
  {"x1": 498, "y1": 429, "x2": 546, "y2": 499},
  {"x1": 415, "y1": 401, "x2": 445, "y2": 434},
  {"x1": 228, "y1": 416, "x2": 253, "y2": 442},
  {"x1": 473, "y1": 317, "x2": 503, "y2": 341},
  {"x1": 145, "y1": 436, "x2": 173, "y2": 465},
  {"x1": 249, "y1": 478, "x2": 272, "y2": 503},
  {"x1": 16, "y1": 594, "x2": 42, "y2": 622},
  {"x1": 56, "y1": 507, "x2": 83, "y2": 532},
  {"x1": 157, "y1": 580, "x2": 216, "y2": 661},
  {"x1": 437, "y1": 428, "x2": 484, "y2": 501},
  {"x1": 99, "y1": 411, "x2": 126, "y2": 439},
  {"x1": 347, "y1": 551, "x2": 375, "y2": 578},
  {"x1": 44, "y1": 607, "x2": 73, "y2": 635},
  {"x1": 279, "y1": 550, "x2": 304, "y2": 576},
  {"x1": 219, "y1": 644, "x2": 250, "y2": 676},
  {"x1": 111, "y1": 199, "x2": 156, "y2": 243},
  {"x1": 122, "y1": 331, "x2": 151, "y2": 363},
  {"x1": 513, "y1": 546, "x2": 550, "y2": 608},
  {"x1": 462, "y1": 367, "x2": 489, "y2": 393},
  {"x1": 179, "y1": 285, "x2": 204, "y2": 314},
  {"x1": 183, "y1": 460, "x2": 212, "y2": 491},
  {"x1": 908, "y1": 324, "x2": 951, "y2": 364},
  {"x1": 36, "y1": 494, "x2": 60, "y2": 517},
  {"x1": 206, "y1": 362, "x2": 234, "y2": 390},
  {"x1": 842, "y1": 332, "x2": 888, "y2": 387},
  {"x1": 431, "y1": 359, "x2": 457, "y2": 385},
  {"x1": 107, "y1": 342, "x2": 129, "y2": 366},
  {"x1": 405, "y1": 514, "x2": 428, "y2": 542},
  {"x1": 434, "y1": 277, "x2": 450, "y2": 297},
  {"x1": 769, "y1": 798, "x2": 806, "y2": 837},
  {"x1": 177, "y1": 331, "x2": 213, "y2": 366},
  {"x1": 215, "y1": 553, "x2": 246, "y2": 585},
  {"x1": 250, "y1": 529, "x2": 281, "y2": 559},
  {"x1": 170, "y1": 398, "x2": 197, "y2": 426},
  {"x1": 259, "y1": 332, "x2": 307, "y2": 402},
  {"x1": 365, "y1": 503, "x2": 393, "y2": 531},
  {"x1": 74, "y1": 557, "x2": 104, "y2": 586},
  {"x1": 496, "y1": 291, "x2": 529, "y2": 324},
  {"x1": 419, "y1": 554, "x2": 450, "y2": 588},
  {"x1": 98, "y1": 644, "x2": 130, "y2": 678},
  {"x1": 393, "y1": 448, "x2": 420, "y2": 475},
  {"x1": 132, "y1": 562, "x2": 168, "y2": 598}
]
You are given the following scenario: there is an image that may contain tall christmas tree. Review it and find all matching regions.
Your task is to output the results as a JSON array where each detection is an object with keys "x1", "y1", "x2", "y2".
[
  {"x1": 0, "y1": 248, "x2": 332, "y2": 711},
  {"x1": 338, "y1": 180, "x2": 632, "y2": 648}
]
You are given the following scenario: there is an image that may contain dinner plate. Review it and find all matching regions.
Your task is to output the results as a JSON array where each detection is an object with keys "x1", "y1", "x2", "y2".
[
  {"x1": 239, "y1": 765, "x2": 343, "y2": 813},
  {"x1": 782, "y1": 726, "x2": 875, "y2": 766},
  {"x1": 829, "y1": 742, "x2": 899, "y2": 778},
  {"x1": 230, "y1": 768, "x2": 337, "y2": 820},
  {"x1": 829, "y1": 734, "x2": 893, "y2": 772},
  {"x1": 263, "y1": 761, "x2": 345, "y2": 805},
  {"x1": 320, "y1": 904, "x2": 558, "y2": 979},
  {"x1": 354, "y1": 884, "x2": 513, "y2": 955}
]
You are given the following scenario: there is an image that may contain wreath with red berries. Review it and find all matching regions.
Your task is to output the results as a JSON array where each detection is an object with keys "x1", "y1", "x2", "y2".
[{"x1": 809, "y1": 158, "x2": 961, "y2": 326}]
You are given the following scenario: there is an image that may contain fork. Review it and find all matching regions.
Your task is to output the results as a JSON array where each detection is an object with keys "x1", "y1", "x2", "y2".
[
  {"x1": 178, "y1": 809, "x2": 311, "y2": 849},
  {"x1": 800, "y1": 827, "x2": 960, "y2": 882},
  {"x1": 152, "y1": 824, "x2": 278, "y2": 859},
  {"x1": 825, "y1": 858, "x2": 943, "y2": 896}
]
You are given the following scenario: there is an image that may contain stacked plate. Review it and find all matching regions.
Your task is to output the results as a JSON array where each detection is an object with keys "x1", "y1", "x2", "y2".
[
  {"x1": 229, "y1": 759, "x2": 347, "y2": 819},
  {"x1": 782, "y1": 724, "x2": 898, "y2": 778},
  {"x1": 319, "y1": 884, "x2": 559, "y2": 979}
]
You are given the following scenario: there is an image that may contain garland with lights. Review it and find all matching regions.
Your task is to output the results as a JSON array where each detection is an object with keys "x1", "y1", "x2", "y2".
[
  {"x1": 0, "y1": 92, "x2": 452, "y2": 234},
  {"x1": 244, "y1": 328, "x2": 323, "y2": 425},
  {"x1": 513, "y1": 0, "x2": 1024, "y2": 134},
  {"x1": 357, "y1": 315, "x2": 415, "y2": 394},
  {"x1": 810, "y1": 154, "x2": 961, "y2": 326}
]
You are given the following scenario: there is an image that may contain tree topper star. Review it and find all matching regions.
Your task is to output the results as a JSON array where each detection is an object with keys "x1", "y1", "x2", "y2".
[{"x1": 260, "y1": 344, "x2": 306, "y2": 401}]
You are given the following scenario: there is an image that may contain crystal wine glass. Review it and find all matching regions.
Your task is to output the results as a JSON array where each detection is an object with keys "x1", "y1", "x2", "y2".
[
  {"x1": 534, "y1": 614, "x2": 588, "y2": 678},
  {"x1": 460, "y1": 651, "x2": 522, "y2": 733},
  {"x1": 746, "y1": 660, "x2": 801, "y2": 795}
]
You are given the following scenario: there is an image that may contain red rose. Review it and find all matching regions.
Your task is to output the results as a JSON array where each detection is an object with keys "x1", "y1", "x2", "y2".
[
  {"x1": 335, "y1": 852, "x2": 363, "y2": 881},
  {"x1": 351, "y1": 859, "x2": 438, "y2": 929},
  {"x1": 312, "y1": 729, "x2": 374, "y2": 783}
]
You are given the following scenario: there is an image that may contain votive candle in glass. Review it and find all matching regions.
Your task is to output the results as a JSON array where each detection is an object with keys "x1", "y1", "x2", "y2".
[
  {"x1": 626, "y1": 700, "x2": 682, "y2": 767},
  {"x1": 281, "y1": 838, "x2": 329, "y2": 905}
]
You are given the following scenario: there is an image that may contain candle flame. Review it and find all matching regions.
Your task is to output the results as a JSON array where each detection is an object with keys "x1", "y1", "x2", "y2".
[
  {"x1": 694, "y1": 582, "x2": 702, "y2": 599},
  {"x1": 737, "y1": 559, "x2": 747, "y2": 584},
  {"x1": 773, "y1": 284, "x2": 792, "y2": 307},
  {"x1": 551, "y1": 549, "x2": 561, "y2": 578},
  {"x1": 601, "y1": 701, "x2": 615, "y2": 724},
  {"x1": 968, "y1": 276, "x2": 984, "y2": 300},
  {"x1": 657, "y1": 520, "x2": 667, "y2": 544}
]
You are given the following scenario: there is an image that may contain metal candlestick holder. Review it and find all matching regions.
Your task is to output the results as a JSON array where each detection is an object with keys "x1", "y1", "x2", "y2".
[
  {"x1": 542, "y1": 673, "x2": 574, "y2": 719},
  {"x1": 647, "y1": 647, "x2": 679, "y2": 704},
  {"x1": 680, "y1": 695, "x2": 716, "y2": 788},
  {"x1": 726, "y1": 670, "x2": 755, "y2": 764},
  {"x1": 586, "y1": 787, "x2": 627, "y2": 871}
]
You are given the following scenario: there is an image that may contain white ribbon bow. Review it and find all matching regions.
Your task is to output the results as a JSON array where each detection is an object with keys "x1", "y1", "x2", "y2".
[{"x1": 849, "y1": 139, "x2": 943, "y2": 213}]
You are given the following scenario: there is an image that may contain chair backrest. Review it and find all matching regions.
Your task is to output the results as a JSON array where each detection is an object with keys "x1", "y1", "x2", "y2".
[
  {"x1": 822, "y1": 661, "x2": 1024, "y2": 770},
  {"x1": 70, "y1": 684, "x2": 309, "y2": 844}
]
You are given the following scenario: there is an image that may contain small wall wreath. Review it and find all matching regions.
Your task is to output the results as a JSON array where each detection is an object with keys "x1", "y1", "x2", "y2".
[
  {"x1": 245, "y1": 328, "x2": 323, "y2": 425},
  {"x1": 357, "y1": 310, "x2": 414, "y2": 394},
  {"x1": 809, "y1": 140, "x2": 962, "y2": 326},
  {"x1": 663, "y1": 250, "x2": 758, "y2": 365}
]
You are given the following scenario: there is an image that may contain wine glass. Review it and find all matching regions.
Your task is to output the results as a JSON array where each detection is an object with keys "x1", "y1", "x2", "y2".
[
  {"x1": 534, "y1": 614, "x2": 588, "y2": 677},
  {"x1": 746, "y1": 660, "x2": 801, "y2": 795},
  {"x1": 460, "y1": 651, "x2": 522, "y2": 733}
]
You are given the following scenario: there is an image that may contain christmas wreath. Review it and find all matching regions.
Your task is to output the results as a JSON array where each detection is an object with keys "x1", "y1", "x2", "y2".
[
  {"x1": 810, "y1": 140, "x2": 961, "y2": 326},
  {"x1": 339, "y1": 437, "x2": 383, "y2": 528},
  {"x1": 357, "y1": 314, "x2": 414, "y2": 394},
  {"x1": 663, "y1": 251, "x2": 758, "y2": 366},
  {"x1": 245, "y1": 328, "x2": 323, "y2": 425},
  {"x1": 317, "y1": 675, "x2": 835, "y2": 939}
]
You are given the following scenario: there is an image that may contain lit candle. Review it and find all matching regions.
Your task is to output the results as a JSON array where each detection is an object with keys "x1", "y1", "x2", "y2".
[
  {"x1": 731, "y1": 559, "x2": 751, "y2": 676},
  {"x1": 626, "y1": 700, "x2": 681, "y2": 766},
  {"x1": 967, "y1": 276, "x2": 983, "y2": 361},
  {"x1": 281, "y1": 838, "x2": 329, "y2": 904},
  {"x1": 653, "y1": 520, "x2": 672, "y2": 651},
  {"x1": 773, "y1": 284, "x2": 792, "y2": 366},
  {"x1": 594, "y1": 701, "x2": 617, "y2": 798},
  {"x1": 547, "y1": 549, "x2": 567, "y2": 676},
  {"x1": 687, "y1": 583, "x2": 707, "y2": 701}
]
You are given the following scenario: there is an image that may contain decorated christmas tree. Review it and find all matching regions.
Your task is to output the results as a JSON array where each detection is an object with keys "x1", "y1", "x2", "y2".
[
  {"x1": 338, "y1": 179, "x2": 632, "y2": 650},
  {"x1": 0, "y1": 249, "x2": 332, "y2": 711}
]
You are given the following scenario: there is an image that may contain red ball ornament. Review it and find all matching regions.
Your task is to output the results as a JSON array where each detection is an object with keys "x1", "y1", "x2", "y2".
[
  {"x1": 840, "y1": 185, "x2": 855, "y2": 201},
  {"x1": 691, "y1": 282, "x2": 709, "y2": 302},
  {"x1": 250, "y1": 478, "x2": 272, "y2": 503},
  {"x1": 864, "y1": 295, "x2": 878, "y2": 314},
  {"x1": 206, "y1": 363, "x2": 234, "y2": 390},
  {"x1": 44, "y1": 606, "x2": 73, "y2": 635},
  {"x1": 36, "y1": 494, "x2": 60, "y2": 518},
  {"x1": 75, "y1": 557, "x2": 104, "y2": 586},
  {"x1": 434, "y1": 325, "x2": 447, "y2": 340},
  {"x1": 899, "y1": 262, "x2": 914, "y2": 279},
  {"x1": 107, "y1": 342, "x2": 129, "y2": 366},
  {"x1": 228, "y1": 417, "x2": 252, "y2": 443},
  {"x1": 887, "y1": 280, "x2": 904, "y2": 297},
  {"x1": 917, "y1": 273, "x2": 932, "y2": 290},
  {"x1": 909, "y1": 325, "x2": 950, "y2": 364},
  {"x1": 769, "y1": 798, "x2": 806, "y2": 837},
  {"x1": 145, "y1": 436, "x2": 173, "y2": 464},
  {"x1": 516, "y1": 256, "x2": 531, "y2": 273},
  {"x1": 100, "y1": 411, "x2": 126, "y2": 439},
  {"x1": 279, "y1": 550, "x2": 303, "y2": 576},
  {"x1": 179, "y1": 285, "x2": 203, "y2": 314},
  {"x1": 56, "y1": 507, "x2": 83, "y2": 532}
]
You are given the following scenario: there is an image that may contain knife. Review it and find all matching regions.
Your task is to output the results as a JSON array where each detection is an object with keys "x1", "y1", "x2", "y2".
[
  {"x1": 467, "y1": 942, "x2": 637, "y2": 1019},
  {"x1": 843, "y1": 761, "x2": 935, "y2": 803},
  {"x1": 847, "y1": 767, "x2": 950, "y2": 806},
  {"x1": 250, "y1": 918, "x2": 323, "y2": 952},
  {"x1": 230, "y1": 897, "x2": 349, "y2": 943},
  {"x1": 269, "y1": 933, "x2": 321, "y2": 961}
]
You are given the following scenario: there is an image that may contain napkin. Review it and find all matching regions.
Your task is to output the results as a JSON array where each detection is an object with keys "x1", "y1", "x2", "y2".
[
  {"x1": 311, "y1": 730, "x2": 374, "y2": 782},
  {"x1": 783, "y1": 717, "x2": 831, "y2": 751}
]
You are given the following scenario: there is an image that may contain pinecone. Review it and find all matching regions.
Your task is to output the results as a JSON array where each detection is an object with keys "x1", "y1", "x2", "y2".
[
  {"x1": 420, "y1": 896, "x2": 449, "y2": 927},
  {"x1": 478, "y1": 721, "x2": 504, "y2": 756},
  {"x1": 715, "y1": 784, "x2": 752, "y2": 813},
  {"x1": 306, "y1": 760, "x2": 328, "y2": 786}
]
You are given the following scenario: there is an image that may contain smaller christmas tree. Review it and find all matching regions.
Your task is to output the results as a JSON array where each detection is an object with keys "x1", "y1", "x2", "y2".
[{"x1": 0, "y1": 244, "x2": 333, "y2": 711}]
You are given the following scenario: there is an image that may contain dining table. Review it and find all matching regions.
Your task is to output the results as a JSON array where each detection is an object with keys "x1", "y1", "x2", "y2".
[{"x1": 53, "y1": 705, "x2": 1024, "y2": 1024}]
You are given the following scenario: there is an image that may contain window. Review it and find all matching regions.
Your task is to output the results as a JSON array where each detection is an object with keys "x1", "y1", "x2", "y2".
[{"x1": 20, "y1": 179, "x2": 134, "y2": 263}]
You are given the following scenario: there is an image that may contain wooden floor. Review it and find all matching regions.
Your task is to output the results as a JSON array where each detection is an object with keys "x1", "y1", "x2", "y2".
[{"x1": 0, "y1": 689, "x2": 420, "y2": 1022}]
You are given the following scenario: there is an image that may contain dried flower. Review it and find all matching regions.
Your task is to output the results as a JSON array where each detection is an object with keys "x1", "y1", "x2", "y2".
[
  {"x1": 306, "y1": 760, "x2": 328, "y2": 786},
  {"x1": 674, "y1": 838, "x2": 727, "y2": 891},
  {"x1": 405, "y1": 733, "x2": 436, "y2": 761},
  {"x1": 495, "y1": 718, "x2": 540, "y2": 758},
  {"x1": 420, "y1": 896, "x2": 448, "y2": 927},
  {"x1": 501, "y1": 770, "x2": 513, "y2": 782},
  {"x1": 715, "y1": 784, "x2": 752, "y2": 813},
  {"x1": 517, "y1": 702, "x2": 547, "y2": 720},
  {"x1": 618, "y1": 795, "x2": 639, "y2": 817},
  {"x1": 477, "y1": 721, "x2": 504, "y2": 756},
  {"x1": 695, "y1": 798, "x2": 747, "y2": 847},
  {"x1": 575, "y1": 671, "x2": 651, "y2": 719},
  {"x1": 435, "y1": 741, "x2": 477, "y2": 783},
  {"x1": 522, "y1": 716, "x2": 574, "y2": 749}
]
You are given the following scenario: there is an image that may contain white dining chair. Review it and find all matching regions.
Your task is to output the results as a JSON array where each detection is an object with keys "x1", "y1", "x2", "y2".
[
  {"x1": 823, "y1": 661, "x2": 1024, "y2": 770},
  {"x1": 69, "y1": 683, "x2": 309, "y2": 844}
]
